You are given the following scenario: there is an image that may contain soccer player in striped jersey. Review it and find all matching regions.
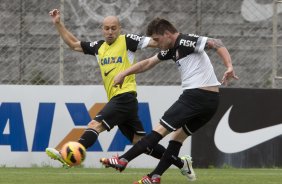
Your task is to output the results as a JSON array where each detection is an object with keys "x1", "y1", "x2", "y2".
[{"x1": 102, "y1": 17, "x2": 239, "y2": 184}]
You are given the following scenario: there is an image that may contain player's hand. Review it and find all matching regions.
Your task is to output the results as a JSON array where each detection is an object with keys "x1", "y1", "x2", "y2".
[
  {"x1": 113, "y1": 73, "x2": 126, "y2": 88},
  {"x1": 49, "y1": 9, "x2": 61, "y2": 24},
  {"x1": 221, "y1": 67, "x2": 239, "y2": 86}
]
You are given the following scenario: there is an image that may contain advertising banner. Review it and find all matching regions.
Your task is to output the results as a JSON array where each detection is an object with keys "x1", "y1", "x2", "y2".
[
  {"x1": 192, "y1": 88, "x2": 282, "y2": 168},
  {"x1": 0, "y1": 85, "x2": 191, "y2": 168}
]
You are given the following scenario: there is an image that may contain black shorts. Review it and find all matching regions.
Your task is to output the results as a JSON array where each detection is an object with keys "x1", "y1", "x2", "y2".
[
  {"x1": 160, "y1": 88, "x2": 219, "y2": 135},
  {"x1": 94, "y1": 92, "x2": 146, "y2": 142}
]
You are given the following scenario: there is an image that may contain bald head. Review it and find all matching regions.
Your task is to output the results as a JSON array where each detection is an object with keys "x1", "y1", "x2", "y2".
[
  {"x1": 102, "y1": 16, "x2": 121, "y2": 45},
  {"x1": 103, "y1": 16, "x2": 120, "y2": 26}
]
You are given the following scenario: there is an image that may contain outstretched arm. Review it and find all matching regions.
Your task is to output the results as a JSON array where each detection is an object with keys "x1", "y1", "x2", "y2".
[
  {"x1": 113, "y1": 54, "x2": 160, "y2": 87},
  {"x1": 205, "y1": 38, "x2": 239, "y2": 85},
  {"x1": 49, "y1": 9, "x2": 83, "y2": 52}
]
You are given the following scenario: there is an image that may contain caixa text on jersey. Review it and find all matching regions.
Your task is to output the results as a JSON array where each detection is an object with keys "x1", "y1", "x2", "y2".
[{"x1": 100, "y1": 56, "x2": 123, "y2": 65}]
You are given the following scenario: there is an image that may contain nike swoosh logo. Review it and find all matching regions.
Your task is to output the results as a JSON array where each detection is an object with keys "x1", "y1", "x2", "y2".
[
  {"x1": 241, "y1": 0, "x2": 282, "y2": 22},
  {"x1": 104, "y1": 67, "x2": 116, "y2": 77},
  {"x1": 214, "y1": 106, "x2": 282, "y2": 153}
]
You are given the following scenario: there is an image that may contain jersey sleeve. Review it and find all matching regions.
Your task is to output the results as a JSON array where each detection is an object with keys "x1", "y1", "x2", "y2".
[
  {"x1": 179, "y1": 34, "x2": 208, "y2": 53},
  {"x1": 194, "y1": 36, "x2": 208, "y2": 53},
  {"x1": 125, "y1": 34, "x2": 150, "y2": 52},
  {"x1": 80, "y1": 41, "x2": 104, "y2": 56},
  {"x1": 157, "y1": 49, "x2": 173, "y2": 61}
]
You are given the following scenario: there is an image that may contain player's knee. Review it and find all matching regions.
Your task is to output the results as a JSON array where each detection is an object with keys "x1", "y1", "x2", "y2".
[
  {"x1": 132, "y1": 134, "x2": 143, "y2": 144},
  {"x1": 134, "y1": 131, "x2": 163, "y2": 153},
  {"x1": 87, "y1": 120, "x2": 96, "y2": 128},
  {"x1": 87, "y1": 120, "x2": 105, "y2": 133},
  {"x1": 154, "y1": 123, "x2": 170, "y2": 137}
]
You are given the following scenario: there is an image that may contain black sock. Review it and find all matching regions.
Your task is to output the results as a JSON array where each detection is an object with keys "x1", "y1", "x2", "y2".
[
  {"x1": 145, "y1": 143, "x2": 166, "y2": 159},
  {"x1": 148, "y1": 140, "x2": 183, "y2": 177},
  {"x1": 146, "y1": 143, "x2": 183, "y2": 168},
  {"x1": 78, "y1": 128, "x2": 99, "y2": 149},
  {"x1": 121, "y1": 131, "x2": 163, "y2": 162}
]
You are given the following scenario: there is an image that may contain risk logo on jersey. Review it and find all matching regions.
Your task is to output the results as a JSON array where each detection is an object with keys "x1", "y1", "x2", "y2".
[{"x1": 179, "y1": 39, "x2": 196, "y2": 48}]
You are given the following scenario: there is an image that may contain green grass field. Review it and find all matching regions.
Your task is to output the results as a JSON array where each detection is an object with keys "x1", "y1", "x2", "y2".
[{"x1": 0, "y1": 167, "x2": 281, "y2": 184}]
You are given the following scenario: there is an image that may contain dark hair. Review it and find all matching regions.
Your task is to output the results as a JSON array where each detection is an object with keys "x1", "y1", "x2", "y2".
[{"x1": 146, "y1": 17, "x2": 178, "y2": 36}]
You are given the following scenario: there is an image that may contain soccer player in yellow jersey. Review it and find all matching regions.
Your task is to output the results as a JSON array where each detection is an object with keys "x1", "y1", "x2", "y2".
[{"x1": 45, "y1": 9, "x2": 170, "y2": 168}]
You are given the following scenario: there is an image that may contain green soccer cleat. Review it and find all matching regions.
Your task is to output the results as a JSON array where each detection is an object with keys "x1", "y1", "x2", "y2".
[
  {"x1": 45, "y1": 147, "x2": 71, "y2": 168},
  {"x1": 180, "y1": 155, "x2": 196, "y2": 181}
]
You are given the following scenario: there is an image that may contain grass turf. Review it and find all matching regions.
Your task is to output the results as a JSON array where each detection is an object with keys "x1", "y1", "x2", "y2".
[{"x1": 0, "y1": 167, "x2": 281, "y2": 184}]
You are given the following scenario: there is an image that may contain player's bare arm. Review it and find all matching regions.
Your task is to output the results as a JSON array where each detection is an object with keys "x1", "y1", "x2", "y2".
[
  {"x1": 205, "y1": 38, "x2": 239, "y2": 85},
  {"x1": 49, "y1": 9, "x2": 82, "y2": 52},
  {"x1": 113, "y1": 55, "x2": 160, "y2": 87},
  {"x1": 205, "y1": 38, "x2": 225, "y2": 50}
]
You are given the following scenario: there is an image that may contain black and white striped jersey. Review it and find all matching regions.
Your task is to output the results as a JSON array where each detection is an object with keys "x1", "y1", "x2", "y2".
[{"x1": 157, "y1": 33, "x2": 221, "y2": 90}]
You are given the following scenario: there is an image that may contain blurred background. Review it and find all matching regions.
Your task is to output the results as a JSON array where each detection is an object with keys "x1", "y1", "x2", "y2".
[{"x1": 0, "y1": 0, "x2": 282, "y2": 88}]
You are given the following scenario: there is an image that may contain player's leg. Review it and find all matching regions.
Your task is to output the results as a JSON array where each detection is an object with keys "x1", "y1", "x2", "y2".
[
  {"x1": 148, "y1": 129, "x2": 187, "y2": 175},
  {"x1": 45, "y1": 147, "x2": 71, "y2": 168},
  {"x1": 128, "y1": 115, "x2": 171, "y2": 161},
  {"x1": 46, "y1": 96, "x2": 121, "y2": 167},
  {"x1": 123, "y1": 128, "x2": 167, "y2": 161},
  {"x1": 140, "y1": 96, "x2": 193, "y2": 177},
  {"x1": 133, "y1": 90, "x2": 203, "y2": 182},
  {"x1": 114, "y1": 103, "x2": 174, "y2": 163},
  {"x1": 143, "y1": 89, "x2": 220, "y2": 181},
  {"x1": 100, "y1": 93, "x2": 187, "y2": 171},
  {"x1": 147, "y1": 89, "x2": 219, "y2": 181},
  {"x1": 78, "y1": 120, "x2": 106, "y2": 147},
  {"x1": 46, "y1": 119, "x2": 106, "y2": 167},
  {"x1": 100, "y1": 123, "x2": 169, "y2": 172},
  {"x1": 144, "y1": 128, "x2": 196, "y2": 181},
  {"x1": 100, "y1": 92, "x2": 170, "y2": 171},
  {"x1": 46, "y1": 119, "x2": 106, "y2": 166},
  {"x1": 79, "y1": 93, "x2": 137, "y2": 148},
  {"x1": 133, "y1": 129, "x2": 188, "y2": 183},
  {"x1": 133, "y1": 134, "x2": 169, "y2": 160}
]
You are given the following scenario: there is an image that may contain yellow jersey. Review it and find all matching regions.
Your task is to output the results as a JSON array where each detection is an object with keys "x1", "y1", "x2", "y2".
[{"x1": 81, "y1": 34, "x2": 147, "y2": 100}]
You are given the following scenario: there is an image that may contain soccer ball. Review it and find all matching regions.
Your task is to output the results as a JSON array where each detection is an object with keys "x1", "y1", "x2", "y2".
[{"x1": 61, "y1": 141, "x2": 86, "y2": 166}]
